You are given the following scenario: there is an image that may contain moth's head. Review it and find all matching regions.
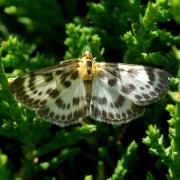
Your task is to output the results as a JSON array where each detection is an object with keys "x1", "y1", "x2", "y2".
[{"x1": 82, "y1": 51, "x2": 93, "y2": 60}]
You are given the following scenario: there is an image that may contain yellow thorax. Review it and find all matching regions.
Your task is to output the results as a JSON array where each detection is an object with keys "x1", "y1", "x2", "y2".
[{"x1": 78, "y1": 51, "x2": 99, "y2": 80}]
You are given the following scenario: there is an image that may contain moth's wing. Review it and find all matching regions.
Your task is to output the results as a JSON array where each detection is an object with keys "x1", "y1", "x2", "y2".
[
  {"x1": 90, "y1": 62, "x2": 170, "y2": 125},
  {"x1": 10, "y1": 59, "x2": 79, "y2": 107},
  {"x1": 90, "y1": 72, "x2": 144, "y2": 125},
  {"x1": 98, "y1": 63, "x2": 171, "y2": 106},
  {"x1": 10, "y1": 59, "x2": 88, "y2": 127}
]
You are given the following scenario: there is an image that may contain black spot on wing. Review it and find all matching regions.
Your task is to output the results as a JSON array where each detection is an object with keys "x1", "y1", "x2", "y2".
[
  {"x1": 37, "y1": 107, "x2": 50, "y2": 117},
  {"x1": 55, "y1": 70, "x2": 63, "y2": 76},
  {"x1": 144, "y1": 67, "x2": 155, "y2": 86},
  {"x1": 38, "y1": 92, "x2": 42, "y2": 96},
  {"x1": 61, "y1": 115, "x2": 66, "y2": 121},
  {"x1": 149, "y1": 91, "x2": 156, "y2": 96},
  {"x1": 70, "y1": 70, "x2": 79, "y2": 80},
  {"x1": 108, "y1": 78, "x2": 117, "y2": 86},
  {"x1": 142, "y1": 93, "x2": 151, "y2": 99},
  {"x1": 73, "y1": 97, "x2": 80, "y2": 105},
  {"x1": 127, "y1": 69, "x2": 139, "y2": 78},
  {"x1": 115, "y1": 113, "x2": 120, "y2": 119},
  {"x1": 44, "y1": 74, "x2": 54, "y2": 82},
  {"x1": 114, "y1": 95, "x2": 125, "y2": 108},
  {"x1": 63, "y1": 81, "x2": 71, "y2": 88},
  {"x1": 134, "y1": 94, "x2": 143, "y2": 100},
  {"x1": 55, "y1": 114, "x2": 60, "y2": 120},
  {"x1": 49, "y1": 111, "x2": 55, "y2": 118},
  {"x1": 108, "y1": 112, "x2": 114, "y2": 119},
  {"x1": 91, "y1": 96, "x2": 107, "y2": 105},
  {"x1": 67, "y1": 104, "x2": 70, "y2": 109},
  {"x1": 102, "y1": 110, "x2": 107, "y2": 118},
  {"x1": 122, "y1": 84, "x2": 136, "y2": 94},
  {"x1": 47, "y1": 88, "x2": 60, "y2": 98},
  {"x1": 55, "y1": 98, "x2": 63, "y2": 108},
  {"x1": 28, "y1": 75, "x2": 36, "y2": 92},
  {"x1": 67, "y1": 113, "x2": 72, "y2": 120},
  {"x1": 39, "y1": 99, "x2": 47, "y2": 106}
]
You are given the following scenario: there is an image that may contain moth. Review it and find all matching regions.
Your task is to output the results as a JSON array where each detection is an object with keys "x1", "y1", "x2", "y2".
[{"x1": 10, "y1": 51, "x2": 171, "y2": 127}]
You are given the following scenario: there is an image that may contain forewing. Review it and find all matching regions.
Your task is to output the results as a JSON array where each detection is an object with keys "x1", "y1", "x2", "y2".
[
  {"x1": 98, "y1": 63, "x2": 171, "y2": 106},
  {"x1": 90, "y1": 75, "x2": 144, "y2": 125},
  {"x1": 10, "y1": 60, "x2": 88, "y2": 127}
]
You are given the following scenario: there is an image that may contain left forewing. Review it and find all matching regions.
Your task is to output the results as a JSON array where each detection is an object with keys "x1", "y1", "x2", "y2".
[{"x1": 9, "y1": 60, "x2": 88, "y2": 127}]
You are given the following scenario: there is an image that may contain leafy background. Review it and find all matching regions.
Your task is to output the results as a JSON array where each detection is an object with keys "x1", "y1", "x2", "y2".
[{"x1": 0, "y1": 0, "x2": 180, "y2": 179}]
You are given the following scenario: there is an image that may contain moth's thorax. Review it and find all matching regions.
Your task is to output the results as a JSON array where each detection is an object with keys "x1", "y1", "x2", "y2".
[{"x1": 78, "y1": 51, "x2": 99, "y2": 80}]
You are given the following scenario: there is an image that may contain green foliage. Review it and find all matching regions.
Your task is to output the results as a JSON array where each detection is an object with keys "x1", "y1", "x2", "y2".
[
  {"x1": 143, "y1": 47, "x2": 180, "y2": 179},
  {"x1": 108, "y1": 141, "x2": 138, "y2": 180},
  {"x1": 143, "y1": 125, "x2": 171, "y2": 166},
  {"x1": 64, "y1": 23, "x2": 103, "y2": 59},
  {"x1": 0, "y1": 152, "x2": 9, "y2": 179},
  {"x1": 171, "y1": 0, "x2": 180, "y2": 25},
  {"x1": 0, "y1": 0, "x2": 66, "y2": 54},
  {"x1": 122, "y1": 1, "x2": 179, "y2": 73},
  {"x1": 146, "y1": 171, "x2": 156, "y2": 180},
  {"x1": 0, "y1": 0, "x2": 179, "y2": 179}
]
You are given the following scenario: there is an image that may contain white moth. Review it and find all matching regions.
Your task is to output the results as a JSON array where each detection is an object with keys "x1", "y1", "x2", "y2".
[{"x1": 10, "y1": 51, "x2": 171, "y2": 127}]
